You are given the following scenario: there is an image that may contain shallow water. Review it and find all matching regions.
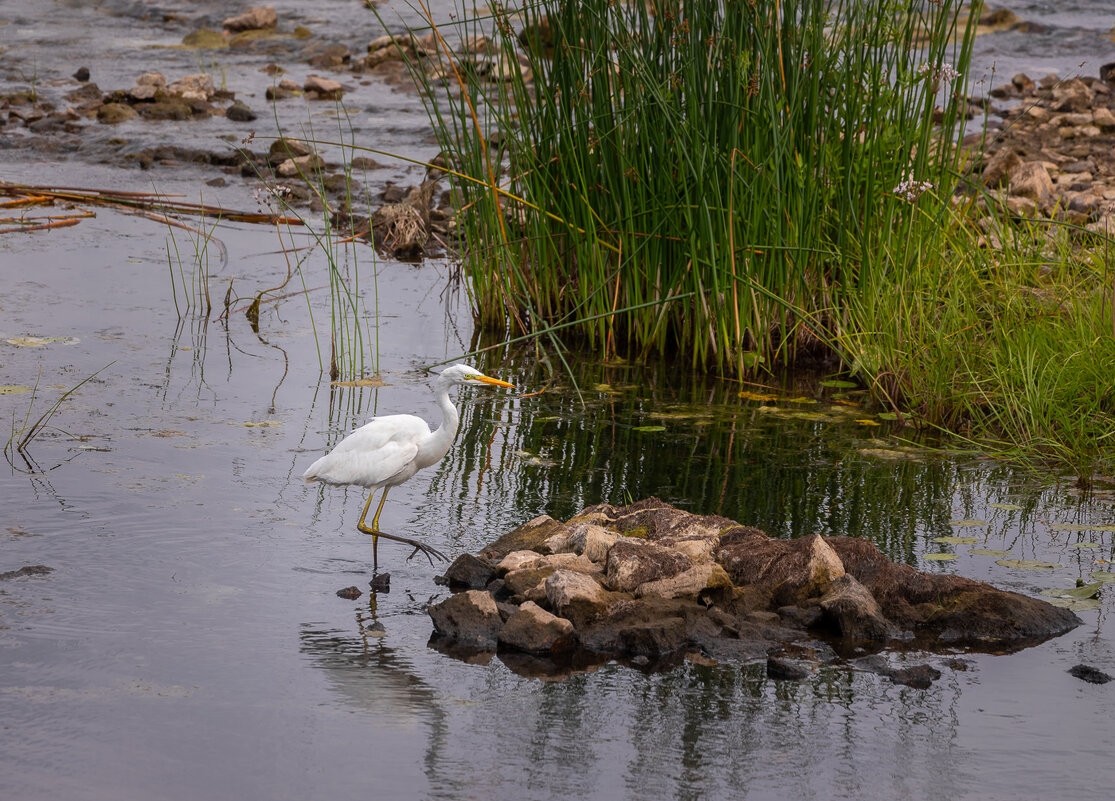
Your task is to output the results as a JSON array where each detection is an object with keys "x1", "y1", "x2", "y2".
[{"x1": 3, "y1": 2, "x2": 1115, "y2": 800}]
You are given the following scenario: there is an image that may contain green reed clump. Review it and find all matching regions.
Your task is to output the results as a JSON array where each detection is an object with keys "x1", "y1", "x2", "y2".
[
  {"x1": 413, "y1": 0, "x2": 975, "y2": 374},
  {"x1": 847, "y1": 208, "x2": 1115, "y2": 480}
]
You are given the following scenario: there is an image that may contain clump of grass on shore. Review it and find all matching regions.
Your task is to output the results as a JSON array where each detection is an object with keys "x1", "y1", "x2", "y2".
[
  {"x1": 412, "y1": 0, "x2": 975, "y2": 374},
  {"x1": 404, "y1": 0, "x2": 1115, "y2": 479}
]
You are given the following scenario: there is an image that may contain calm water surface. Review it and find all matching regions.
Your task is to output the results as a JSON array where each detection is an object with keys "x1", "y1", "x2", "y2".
[{"x1": 2, "y1": 2, "x2": 1115, "y2": 800}]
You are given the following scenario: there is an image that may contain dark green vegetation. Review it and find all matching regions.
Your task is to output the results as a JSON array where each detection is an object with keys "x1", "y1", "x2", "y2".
[{"x1": 409, "y1": 0, "x2": 1115, "y2": 480}]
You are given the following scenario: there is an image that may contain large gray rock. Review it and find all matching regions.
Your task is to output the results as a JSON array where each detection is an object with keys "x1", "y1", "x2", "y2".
[
  {"x1": 545, "y1": 569, "x2": 614, "y2": 625},
  {"x1": 498, "y1": 601, "x2": 575, "y2": 654},
  {"x1": 605, "y1": 539, "x2": 692, "y2": 593},
  {"x1": 819, "y1": 574, "x2": 897, "y2": 641},
  {"x1": 428, "y1": 589, "x2": 501, "y2": 650}
]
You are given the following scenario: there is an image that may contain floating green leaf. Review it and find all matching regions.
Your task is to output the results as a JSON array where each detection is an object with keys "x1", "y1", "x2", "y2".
[
  {"x1": 1093, "y1": 525, "x2": 1115, "y2": 533},
  {"x1": 988, "y1": 503, "x2": 1022, "y2": 511},
  {"x1": 933, "y1": 536, "x2": 980, "y2": 545},
  {"x1": 1045, "y1": 598, "x2": 1102, "y2": 611},
  {"x1": 5, "y1": 336, "x2": 80, "y2": 347},
  {"x1": 1069, "y1": 542, "x2": 1101, "y2": 549},
  {"x1": 858, "y1": 448, "x2": 916, "y2": 460},
  {"x1": 876, "y1": 411, "x2": 899, "y2": 420},
  {"x1": 970, "y1": 548, "x2": 1012, "y2": 557},
  {"x1": 1040, "y1": 582, "x2": 1103, "y2": 600},
  {"x1": 923, "y1": 553, "x2": 958, "y2": 561},
  {"x1": 996, "y1": 559, "x2": 1061, "y2": 570},
  {"x1": 949, "y1": 519, "x2": 988, "y2": 527},
  {"x1": 819, "y1": 380, "x2": 858, "y2": 389},
  {"x1": 1089, "y1": 571, "x2": 1115, "y2": 583},
  {"x1": 0, "y1": 385, "x2": 32, "y2": 395},
  {"x1": 632, "y1": 425, "x2": 666, "y2": 433}
]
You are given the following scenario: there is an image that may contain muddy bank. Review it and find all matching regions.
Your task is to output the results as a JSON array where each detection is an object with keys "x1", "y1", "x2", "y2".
[{"x1": 428, "y1": 499, "x2": 1081, "y2": 682}]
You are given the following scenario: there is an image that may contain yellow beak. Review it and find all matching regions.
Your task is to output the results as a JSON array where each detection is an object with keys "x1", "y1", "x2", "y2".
[{"x1": 476, "y1": 375, "x2": 515, "y2": 389}]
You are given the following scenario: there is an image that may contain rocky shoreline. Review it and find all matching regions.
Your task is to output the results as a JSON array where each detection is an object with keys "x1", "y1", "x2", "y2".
[
  {"x1": 3, "y1": 5, "x2": 1115, "y2": 259},
  {"x1": 427, "y1": 499, "x2": 1080, "y2": 685}
]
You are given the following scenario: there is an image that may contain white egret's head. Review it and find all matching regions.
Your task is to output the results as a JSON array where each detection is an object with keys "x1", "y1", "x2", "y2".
[{"x1": 437, "y1": 363, "x2": 514, "y2": 388}]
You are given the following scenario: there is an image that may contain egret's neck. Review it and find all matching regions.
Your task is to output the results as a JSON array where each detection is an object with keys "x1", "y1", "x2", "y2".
[{"x1": 425, "y1": 378, "x2": 460, "y2": 456}]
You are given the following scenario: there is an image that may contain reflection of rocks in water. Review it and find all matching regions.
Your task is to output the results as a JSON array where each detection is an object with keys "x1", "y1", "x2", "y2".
[{"x1": 429, "y1": 499, "x2": 1082, "y2": 683}]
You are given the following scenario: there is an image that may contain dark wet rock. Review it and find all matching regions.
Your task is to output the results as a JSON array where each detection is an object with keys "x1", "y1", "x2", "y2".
[
  {"x1": 819, "y1": 574, "x2": 898, "y2": 642},
  {"x1": 336, "y1": 586, "x2": 362, "y2": 600},
  {"x1": 436, "y1": 553, "x2": 496, "y2": 590},
  {"x1": 717, "y1": 531, "x2": 846, "y2": 606},
  {"x1": 888, "y1": 664, "x2": 942, "y2": 689},
  {"x1": 138, "y1": 99, "x2": 194, "y2": 121},
  {"x1": 369, "y1": 572, "x2": 390, "y2": 592},
  {"x1": 1068, "y1": 664, "x2": 1113, "y2": 684},
  {"x1": 605, "y1": 539, "x2": 692, "y2": 593},
  {"x1": 0, "y1": 565, "x2": 53, "y2": 581},
  {"x1": 431, "y1": 500, "x2": 1080, "y2": 673},
  {"x1": 767, "y1": 656, "x2": 812, "y2": 681},
  {"x1": 498, "y1": 600, "x2": 575, "y2": 654},
  {"x1": 226, "y1": 100, "x2": 257, "y2": 122},
  {"x1": 268, "y1": 137, "x2": 314, "y2": 165},
  {"x1": 265, "y1": 79, "x2": 301, "y2": 101},
  {"x1": 308, "y1": 44, "x2": 351, "y2": 69},
  {"x1": 72, "y1": 66, "x2": 90, "y2": 82},
  {"x1": 428, "y1": 589, "x2": 501, "y2": 649},
  {"x1": 350, "y1": 156, "x2": 385, "y2": 171},
  {"x1": 854, "y1": 655, "x2": 941, "y2": 688},
  {"x1": 65, "y1": 83, "x2": 100, "y2": 104},
  {"x1": 827, "y1": 536, "x2": 1080, "y2": 644},
  {"x1": 97, "y1": 102, "x2": 138, "y2": 124},
  {"x1": 223, "y1": 6, "x2": 278, "y2": 33}
]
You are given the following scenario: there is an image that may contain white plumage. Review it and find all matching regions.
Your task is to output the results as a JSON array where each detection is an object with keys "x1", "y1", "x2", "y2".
[{"x1": 304, "y1": 364, "x2": 514, "y2": 569}]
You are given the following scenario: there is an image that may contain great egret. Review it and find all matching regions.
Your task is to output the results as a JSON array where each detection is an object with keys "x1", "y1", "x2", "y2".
[{"x1": 304, "y1": 364, "x2": 515, "y2": 569}]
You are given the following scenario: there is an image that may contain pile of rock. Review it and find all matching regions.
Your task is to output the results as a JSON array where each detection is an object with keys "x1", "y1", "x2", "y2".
[
  {"x1": 429, "y1": 499, "x2": 1080, "y2": 678},
  {"x1": 975, "y1": 72, "x2": 1115, "y2": 235}
]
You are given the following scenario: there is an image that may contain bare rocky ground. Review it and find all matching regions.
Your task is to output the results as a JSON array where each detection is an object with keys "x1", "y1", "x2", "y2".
[{"x1": 427, "y1": 499, "x2": 1081, "y2": 686}]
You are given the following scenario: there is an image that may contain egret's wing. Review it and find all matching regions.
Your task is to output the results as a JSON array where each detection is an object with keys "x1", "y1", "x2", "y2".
[{"x1": 304, "y1": 414, "x2": 429, "y2": 488}]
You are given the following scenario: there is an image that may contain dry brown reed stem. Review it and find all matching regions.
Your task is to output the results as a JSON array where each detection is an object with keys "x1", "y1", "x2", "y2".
[{"x1": 0, "y1": 181, "x2": 304, "y2": 226}]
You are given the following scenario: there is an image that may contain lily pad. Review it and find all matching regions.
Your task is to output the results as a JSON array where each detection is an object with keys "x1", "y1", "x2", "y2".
[
  {"x1": 632, "y1": 425, "x2": 666, "y2": 433},
  {"x1": 739, "y1": 390, "x2": 779, "y2": 402},
  {"x1": 988, "y1": 503, "x2": 1022, "y2": 511},
  {"x1": 5, "y1": 336, "x2": 80, "y2": 347},
  {"x1": 819, "y1": 379, "x2": 858, "y2": 389},
  {"x1": 243, "y1": 421, "x2": 281, "y2": 428},
  {"x1": 1093, "y1": 525, "x2": 1115, "y2": 532},
  {"x1": 949, "y1": 519, "x2": 988, "y2": 527},
  {"x1": 876, "y1": 411, "x2": 900, "y2": 420},
  {"x1": 923, "y1": 553, "x2": 958, "y2": 561},
  {"x1": 1040, "y1": 582, "x2": 1103, "y2": 600},
  {"x1": 1089, "y1": 571, "x2": 1115, "y2": 583},
  {"x1": 331, "y1": 376, "x2": 388, "y2": 388},
  {"x1": 0, "y1": 385, "x2": 32, "y2": 395},
  {"x1": 1069, "y1": 542, "x2": 1102, "y2": 549},
  {"x1": 970, "y1": 548, "x2": 1012, "y2": 557},
  {"x1": 932, "y1": 536, "x2": 980, "y2": 545},
  {"x1": 1045, "y1": 597, "x2": 1103, "y2": 611},
  {"x1": 855, "y1": 419, "x2": 881, "y2": 426},
  {"x1": 996, "y1": 558, "x2": 1061, "y2": 570},
  {"x1": 857, "y1": 447, "x2": 915, "y2": 460}
]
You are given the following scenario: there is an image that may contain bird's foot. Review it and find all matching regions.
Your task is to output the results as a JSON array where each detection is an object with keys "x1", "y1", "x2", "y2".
[{"x1": 358, "y1": 525, "x2": 448, "y2": 566}]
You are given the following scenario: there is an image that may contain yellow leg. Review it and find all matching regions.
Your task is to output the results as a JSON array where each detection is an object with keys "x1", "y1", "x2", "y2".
[{"x1": 355, "y1": 487, "x2": 448, "y2": 569}]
